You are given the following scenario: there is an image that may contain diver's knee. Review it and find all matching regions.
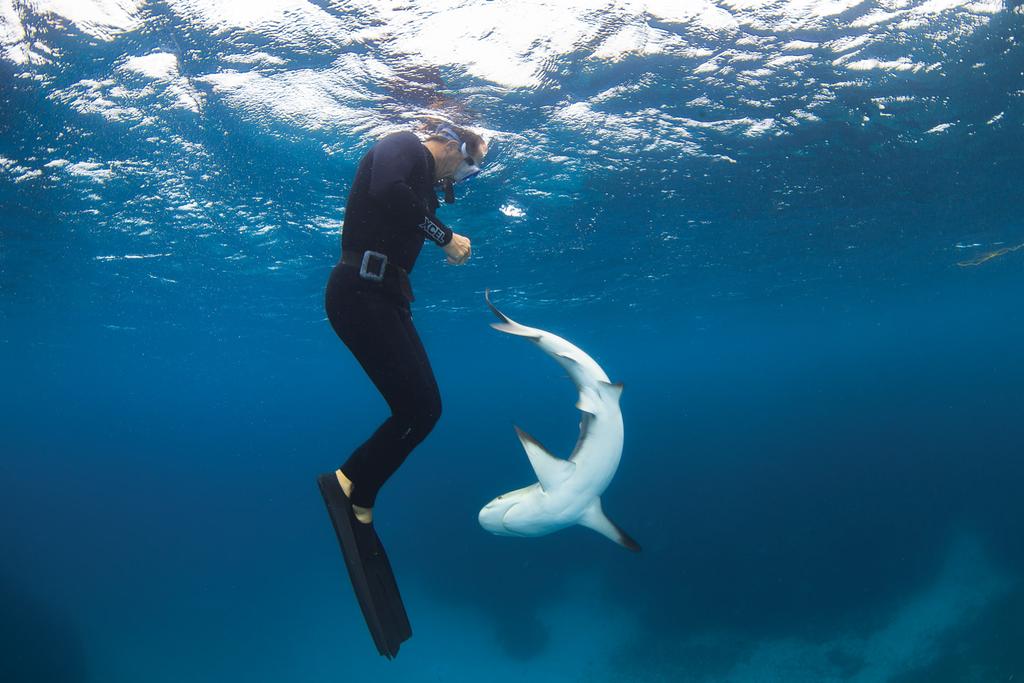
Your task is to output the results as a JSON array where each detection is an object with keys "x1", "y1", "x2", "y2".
[
  {"x1": 426, "y1": 393, "x2": 441, "y2": 427},
  {"x1": 413, "y1": 405, "x2": 440, "y2": 438},
  {"x1": 392, "y1": 402, "x2": 439, "y2": 442},
  {"x1": 412, "y1": 398, "x2": 442, "y2": 438}
]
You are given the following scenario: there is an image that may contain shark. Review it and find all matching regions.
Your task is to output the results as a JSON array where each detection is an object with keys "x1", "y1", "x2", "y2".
[{"x1": 478, "y1": 292, "x2": 640, "y2": 552}]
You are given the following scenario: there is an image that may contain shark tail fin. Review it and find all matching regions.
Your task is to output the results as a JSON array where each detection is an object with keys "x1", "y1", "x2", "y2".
[
  {"x1": 580, "y1": 499, "x2": 641, "y2": 553},
  {"x1": 486, "y1": 290, "x2": 542, "y2": 340}
]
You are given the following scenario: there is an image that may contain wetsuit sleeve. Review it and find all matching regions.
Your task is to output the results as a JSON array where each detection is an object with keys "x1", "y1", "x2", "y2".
[{"x1": 367, "y1": 135, "x2": 453, "y2": 246}]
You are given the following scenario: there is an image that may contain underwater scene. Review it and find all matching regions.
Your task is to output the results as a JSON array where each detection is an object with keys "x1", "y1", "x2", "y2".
[{"x1": 2, "y1": 1, "x2": 1023, "y2": 681}]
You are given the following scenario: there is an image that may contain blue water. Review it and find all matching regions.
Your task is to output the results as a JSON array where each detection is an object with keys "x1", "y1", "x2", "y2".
[{"x1": 3, "y1": 2, "x2": 1023, "y2": 681}]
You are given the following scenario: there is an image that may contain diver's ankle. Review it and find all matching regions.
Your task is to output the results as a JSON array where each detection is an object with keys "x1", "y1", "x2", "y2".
[
  {"x1": 353, "y1": 505, "x2": 373, "y2": 524},
  {"x1": 335, "y1": 469, "x2": 354, "y2": 498},
  {"x1": 335, "y1": 470, "x2": 373, "y2": 523}
]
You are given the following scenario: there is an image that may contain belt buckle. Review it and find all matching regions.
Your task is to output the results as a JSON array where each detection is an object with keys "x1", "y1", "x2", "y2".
[{"x1": 359, "y1": 250, "x2": 387, "y2": 282}]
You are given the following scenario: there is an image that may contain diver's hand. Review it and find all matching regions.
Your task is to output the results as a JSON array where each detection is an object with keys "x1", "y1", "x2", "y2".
[{"x1": 444, "y1": 232, "x2": 471, "y2": 265}]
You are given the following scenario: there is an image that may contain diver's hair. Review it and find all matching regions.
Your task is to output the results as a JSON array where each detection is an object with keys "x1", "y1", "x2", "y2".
[{"x1": 424, "y1": 122, "x2": 486, "y2": 159}]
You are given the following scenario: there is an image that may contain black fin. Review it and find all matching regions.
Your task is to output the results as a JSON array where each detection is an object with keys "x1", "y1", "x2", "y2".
[
  {"x1": 317, "y1": 474, "x2": 412, "y2": 658},
  {"x1": 611, "y1": 519, "x2": 642, "y2": 553},
  {"x1": 485, "y1": 289, "x2": 512, "y2": 324}
]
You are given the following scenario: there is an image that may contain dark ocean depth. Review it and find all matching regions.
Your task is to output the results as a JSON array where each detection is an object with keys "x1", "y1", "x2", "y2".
[{"x1": 2, "y1": 2, "x2": 1023, "y2": 681}]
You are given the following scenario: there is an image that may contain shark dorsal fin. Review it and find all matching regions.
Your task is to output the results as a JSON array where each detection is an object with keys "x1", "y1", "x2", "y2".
[
  {"x1": 575, "y1": 387, "x2": 600, "y2": 416},
  {"x1": 514, "y1": 426, "x2": 575, "y2": 491},
  {"x1": 577, "y1": 382, "x2": 623, "y2": 414}
]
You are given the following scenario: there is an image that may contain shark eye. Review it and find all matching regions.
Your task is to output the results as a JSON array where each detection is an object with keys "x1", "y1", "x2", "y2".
[{"x1": 497, "y1": 495, "x2": 504, "y2": 500}]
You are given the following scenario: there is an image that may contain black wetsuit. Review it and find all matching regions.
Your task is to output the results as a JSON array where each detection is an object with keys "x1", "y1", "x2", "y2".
[{"x1": 325, "y1": 132, "x2": 452, "y2": 509}]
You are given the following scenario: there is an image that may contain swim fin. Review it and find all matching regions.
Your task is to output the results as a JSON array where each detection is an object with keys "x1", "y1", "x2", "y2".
[{"x1": 317, "y1": 473, "x2": 412, "y2": 658}]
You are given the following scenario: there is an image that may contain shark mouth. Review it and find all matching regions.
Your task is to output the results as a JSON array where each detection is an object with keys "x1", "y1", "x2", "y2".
[{"x1": 500, "y1": 506, "x2": 527, "y2": 536}]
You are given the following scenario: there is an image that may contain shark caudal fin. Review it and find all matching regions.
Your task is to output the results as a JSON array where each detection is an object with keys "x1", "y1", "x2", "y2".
[
  {"x1": 579, "y1": 499, "x2": 641, "y2": 552},
  {"x1": 485, "y1": 290, "x2": 541, "y2": 340}
]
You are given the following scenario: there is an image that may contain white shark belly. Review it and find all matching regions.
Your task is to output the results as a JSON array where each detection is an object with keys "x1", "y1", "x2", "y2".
[{"x1": 568, "y1": 414, "x2": 624, "y2": 491}]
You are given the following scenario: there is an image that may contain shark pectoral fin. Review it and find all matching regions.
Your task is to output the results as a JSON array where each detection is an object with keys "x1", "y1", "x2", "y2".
[
  {"x1": 579, "y1": 500, "x2": 641, "y2": 552},
  {"x1": 514, "y1": 426, "x2": 574, "y2": 491}
]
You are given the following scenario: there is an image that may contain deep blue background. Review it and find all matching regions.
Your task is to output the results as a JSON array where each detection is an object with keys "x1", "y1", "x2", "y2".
[{"x1": 3, "y1": 2, "x2": 1024, "y2": 681}]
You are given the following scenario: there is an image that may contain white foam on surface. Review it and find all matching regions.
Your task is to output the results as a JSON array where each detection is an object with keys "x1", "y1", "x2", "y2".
[
  {"x1": 500, "y1": 203, "x2": 526, "y2": 218},
  {"x1": 24, "y1": 0, "x2": 143, "y2": 41},
  {"x1": 167, "y1": 0, "x2": 358, "y2": 52},
  {"x1": 119, "y1": 52, "x2": 204, "y2": 112},
  {"x1": 645, "y1": 0, "x2": 741, "y2": 30},
  {"x1": 846, "y1": 57, "x2": 925, "y2": 71},
  {"x1": 1, "y1": 0, "x2": 28, "y2": 64},
  {"x1": 197, "y1": 66, "x2": 371, "y2": 131},
  {"x1": 222, "y1": 51, "x2": 287, "y2": 66},
  {"x1": 10, "y1": 0, "x2": 1005, "y2": 162},
  {"x1": 14, "y1": 169, "x2": 42, "y2": 182},
  {"x1": 783, "y1": 40, "x2": 821, "y2": 50},
  {"x1": 122, "y1": 52, "x2": 178, "y2": 80},
  {"x1": 95, "y1": 253, "x2": 171, "y2": 261},
  {"x1": 51, "y1": 78, "x2": 143, "y2": 122},
  {"x1": 66, "y1": 161, "x2": 114, "y2": 181},
  {"x1": 766, "y1": 53, "x2": 813, "y2": 67}
]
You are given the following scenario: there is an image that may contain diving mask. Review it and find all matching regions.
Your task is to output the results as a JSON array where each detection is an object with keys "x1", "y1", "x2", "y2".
[
  {"x1": 453, "y1": 142, "x2": 481, "y2": 183},
  {"x1": 434, "y1": 125, "x2": 483, "y2": 203},
  {"x1": 443, "y1": 148, "x2": 481, "y2": 203},
  {"x1": 436, "y1": 124, "x2": 482, "y2": 183}
]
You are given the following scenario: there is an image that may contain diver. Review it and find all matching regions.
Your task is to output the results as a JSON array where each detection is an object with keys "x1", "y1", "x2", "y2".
[{"x1": 317, "y1": 122, "x2": 487, "y2": 658}]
